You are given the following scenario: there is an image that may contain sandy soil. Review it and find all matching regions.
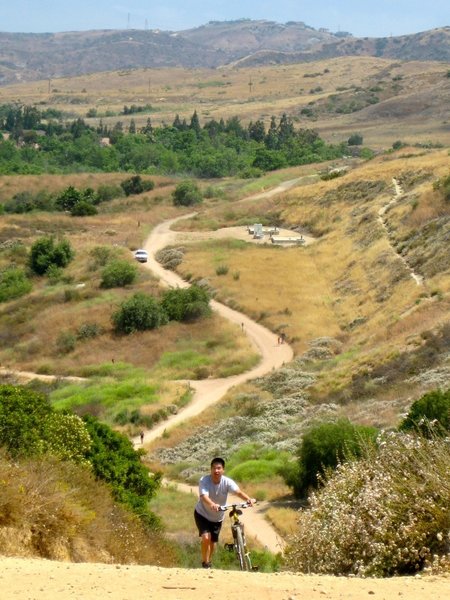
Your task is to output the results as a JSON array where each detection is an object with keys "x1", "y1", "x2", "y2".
[{"x1": 1, "y1": 555, "x2": 448, "y2": 600}]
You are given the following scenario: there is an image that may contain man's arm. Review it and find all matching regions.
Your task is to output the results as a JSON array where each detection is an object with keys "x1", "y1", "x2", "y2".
[
  {"x1": 235, "y1": 488, "x2": 255, "y2": 506},
  {"x1": 200, "y1": 493, "x2": 221, "y2": 512}
]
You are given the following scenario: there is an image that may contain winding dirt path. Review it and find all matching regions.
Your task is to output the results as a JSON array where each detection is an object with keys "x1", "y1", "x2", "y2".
[
  {"x1": 140, "y1": 213, "x2": 294, "y2": 445},
  {"x1": 378, "y1": 178, "x2": 425, "y2": 286},
  {"x1": 138, "y1": 184, "x2": 302, "y2": 553}
]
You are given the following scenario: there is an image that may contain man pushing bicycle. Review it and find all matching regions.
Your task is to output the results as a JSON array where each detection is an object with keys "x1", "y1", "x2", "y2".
[{"x1": 194, "y1": 457, "x2": 255, "y2": 569}]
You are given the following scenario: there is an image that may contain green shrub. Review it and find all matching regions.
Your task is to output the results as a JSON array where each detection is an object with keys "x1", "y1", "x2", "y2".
[
  {"x1": 120, "y1": 175, "x2": 155, "y2": 196},
  {"x1": 89, "y1": 245, "x2": 111, "y2": 269},
  {"x1": 161, "y1": 285, "x2": 211, "y2": 322},
  {"x1": 112, "y1": 292, "x2": 168, "y2": 334},
  {"x1": 288, "y1": 419, "x2": 378, "y2": 497},
  {"x1": 71, "y1": 200, "x2": 98, "y2": 216},
  {"x1": 172, "y1": 180, "x2": 203, "y2": 206},
  {"x1": 216, "y1": 264, "x2": 229, "y2": 276},
  {"x1": 0, "y1": 267, "x2": 32, "y2": 302},
  {"x1": 46, "y1": 264, "x2": 63, "y2": 284},
  {"x1": 77, "y1": 322, "x2": 103, "y2": 340},
  {"x1": 56, "y1": 331, "x2": 77, "y2": 354},
  {"x1": 55, "y1": 185, "x2": 82, "y2": 211},
  {"x1": 399, "y1": 388, "x2": 450, "y2": 435},
  {"x1": 96, "y1": 184, "x2": 123, "y2": 202},
  {"x1": 348, "y1": 133, "x2": 363, "y2": 146},
  {"x1": 100, "y1": 259, "x2": 137, "y2": 288},
  {"x1": 29, "y1": 236, "x2": 74, "y2": 275}
]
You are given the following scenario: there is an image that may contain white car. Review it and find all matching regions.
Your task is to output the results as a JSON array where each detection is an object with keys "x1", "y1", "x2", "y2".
[{"x1": 134, "y1": 249, "x2": 148, "y2": 263}]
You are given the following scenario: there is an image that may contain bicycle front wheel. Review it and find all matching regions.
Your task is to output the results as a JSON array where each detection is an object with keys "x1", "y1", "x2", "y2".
[{"x1": 235, "y1": 526, "x2": 251, "y2": 571}]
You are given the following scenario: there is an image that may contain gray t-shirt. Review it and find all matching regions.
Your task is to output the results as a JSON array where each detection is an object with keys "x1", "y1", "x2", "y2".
[{"x1": 195, "y1": 474, "x2": 239, "y2": 522}]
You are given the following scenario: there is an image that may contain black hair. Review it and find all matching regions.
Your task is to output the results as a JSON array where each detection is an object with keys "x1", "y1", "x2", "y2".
[{"x1": 210, "y1": 457, "x2": 225, "y2": 468}]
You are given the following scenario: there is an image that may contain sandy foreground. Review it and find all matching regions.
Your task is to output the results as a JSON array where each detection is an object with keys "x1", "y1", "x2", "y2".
[{"x1": 0, "y1": 556, "x2": 448, "y2": 600}]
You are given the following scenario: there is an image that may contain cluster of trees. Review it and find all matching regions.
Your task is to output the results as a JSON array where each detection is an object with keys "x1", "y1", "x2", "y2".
[
  {"x1": 0, "y1": 384, "x2": 160, "y2": 526},
  {"x1": 0, "y1": 102, "x2": 349, "y2": 177},
  {"x1": 1, "y1": 176, "x2": 155, "y2": 215},
  {"x1": 112, "y1": 285, "x2": 211, "y2": 334}
]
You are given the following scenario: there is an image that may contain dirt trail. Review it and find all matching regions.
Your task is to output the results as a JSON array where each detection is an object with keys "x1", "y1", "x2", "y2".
[
  {"x1": 378, "y1": 178, "x2": 425, "y2": 286},
  {"x1": 1, "y1": 555, "x2": 448, "y2": 600},
  {"x1": 139, "y1": 182, "x2": 302, "y2": 553},
  {"x1": 141, "y1": 212, "x2": 294, "y2": 445}
]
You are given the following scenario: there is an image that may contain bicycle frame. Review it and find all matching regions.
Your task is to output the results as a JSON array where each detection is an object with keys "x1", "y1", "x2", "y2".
[{"x1": 219, "y1": 502, "x2": 254, "y2": 571}]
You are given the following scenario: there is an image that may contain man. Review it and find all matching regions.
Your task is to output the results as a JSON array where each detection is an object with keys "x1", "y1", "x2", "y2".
[{"x1": 194, "y1": 457, "x2": 255, "y2": 569}]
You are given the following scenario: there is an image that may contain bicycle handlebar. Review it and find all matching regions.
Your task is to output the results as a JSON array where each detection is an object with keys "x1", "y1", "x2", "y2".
[{"x1": 218, "y1": 501, "x2": 254, "y2": 511}]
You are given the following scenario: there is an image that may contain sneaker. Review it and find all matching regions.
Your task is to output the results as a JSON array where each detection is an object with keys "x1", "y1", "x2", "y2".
[{"x1": 201, "y1": 562, "x2": 211, "y2": 569}]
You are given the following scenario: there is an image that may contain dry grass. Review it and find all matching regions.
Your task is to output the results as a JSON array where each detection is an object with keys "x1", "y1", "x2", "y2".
[
  {"x1": 0, "y1": 452, "x2": 176, "y2": 565},
  {"x1": 265, "y1": 507, "x2": 299, "y2": 538},
  {"x1": 1, "y1": 57, "x2": 449, "y2": 148}
]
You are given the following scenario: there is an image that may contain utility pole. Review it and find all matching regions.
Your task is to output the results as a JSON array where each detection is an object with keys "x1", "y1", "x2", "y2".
[
  {"x1": 127, "y1": 13, "x2": 130, "y2": 29},
  {"x1": 248, "y1": 77, "x2": 253, "y2": 95}
]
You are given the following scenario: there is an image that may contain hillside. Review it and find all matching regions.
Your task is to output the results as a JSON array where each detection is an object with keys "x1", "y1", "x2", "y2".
[
  {"x1": 0, "y1": 20, "x2": 449, "y2": 85},
  {"x1": 1, "y1": 56, "x2": 449, "y2": 150}
]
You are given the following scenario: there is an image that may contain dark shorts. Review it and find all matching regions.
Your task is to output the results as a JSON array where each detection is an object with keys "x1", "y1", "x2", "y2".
[{"x1": 194, "y1": 510, "x2": 223, "y2": 543}]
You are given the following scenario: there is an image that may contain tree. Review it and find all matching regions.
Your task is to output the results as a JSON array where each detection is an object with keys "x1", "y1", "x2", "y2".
[
  {"x1": 161, "y1": 285, "x2": 211, "y2": 322},
  {"x1": 172, "y1": 180, "x2": 202, "y2": 206},
  {"x1": 278, "y1": 113, "x2": 295, "y2": 146},
  {"x1": 248, "y1": 119, "x2": 266, "y2": 143},
  {"x1": 265, "y1": 116, "x2": 279, "y2": 149},
  {"x1": 55, "y1": 185, "x2": 82, "y2": 211},
  {"x1": 0, "y1": 384, "x2": 91, "y2": 461},
  {"x1": 83, "y1": 415, "x2": 160, "y2": 526},
  {"x1": 71, "y1": 200, "x2": 98, "y2": 216},
  {"x1": 189, "y1": 110, "x2": 201, "y2": 136},
  {"x1": 253, "y1": 148, "x2": 287, "y2": 171},
  {"x1": 399, "y1": 388, "x2": 450, "y2": 435},
  {"x1": 120, "y1": 175, "x2": 155, "y2": 196},
  {"x1": 348, "y1": 133, "x2": 363, "y2": 146},
  {"x1": 288, "y1": 419, "x2": 378, "y2": 497},
  {"x1": 29, "y1": 236, "x2": 74, "y2": 275},
  {"x1": 100, "y1": 259, "x2": 137, "y2": 288},
  {"x1": 112, "y1": 292, "x2": 168, "y2": 334}
]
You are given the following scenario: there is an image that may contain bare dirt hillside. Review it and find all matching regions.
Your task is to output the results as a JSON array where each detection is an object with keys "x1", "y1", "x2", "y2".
[{"x1": 1, "y1": 556, "x2": 448, "y2": 600}]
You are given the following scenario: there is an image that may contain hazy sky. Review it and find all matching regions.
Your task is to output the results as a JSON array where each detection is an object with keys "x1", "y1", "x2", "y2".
[{"x1": 2, "y1": 0, "x2": 448, "y2": 37}]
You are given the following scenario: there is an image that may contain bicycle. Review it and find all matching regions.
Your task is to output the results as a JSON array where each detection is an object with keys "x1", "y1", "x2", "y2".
[{"x1": 219, "y1": 501, "x2": 256, "y2": 571}]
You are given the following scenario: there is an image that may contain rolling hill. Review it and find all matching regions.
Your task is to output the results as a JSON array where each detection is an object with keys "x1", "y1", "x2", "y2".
[{"x1": 0, "y1": 20, "x2": 449, "y2": 85}]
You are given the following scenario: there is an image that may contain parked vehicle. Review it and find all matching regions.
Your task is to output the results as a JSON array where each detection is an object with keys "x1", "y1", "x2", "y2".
[{"x1": 134, "y1": 249, "x2": 148, "y2": 263}]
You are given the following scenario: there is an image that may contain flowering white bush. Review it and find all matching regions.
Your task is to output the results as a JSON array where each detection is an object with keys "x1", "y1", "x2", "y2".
[{"x1": 285, "y1": 432, "x2": 450, "y2": 576}]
